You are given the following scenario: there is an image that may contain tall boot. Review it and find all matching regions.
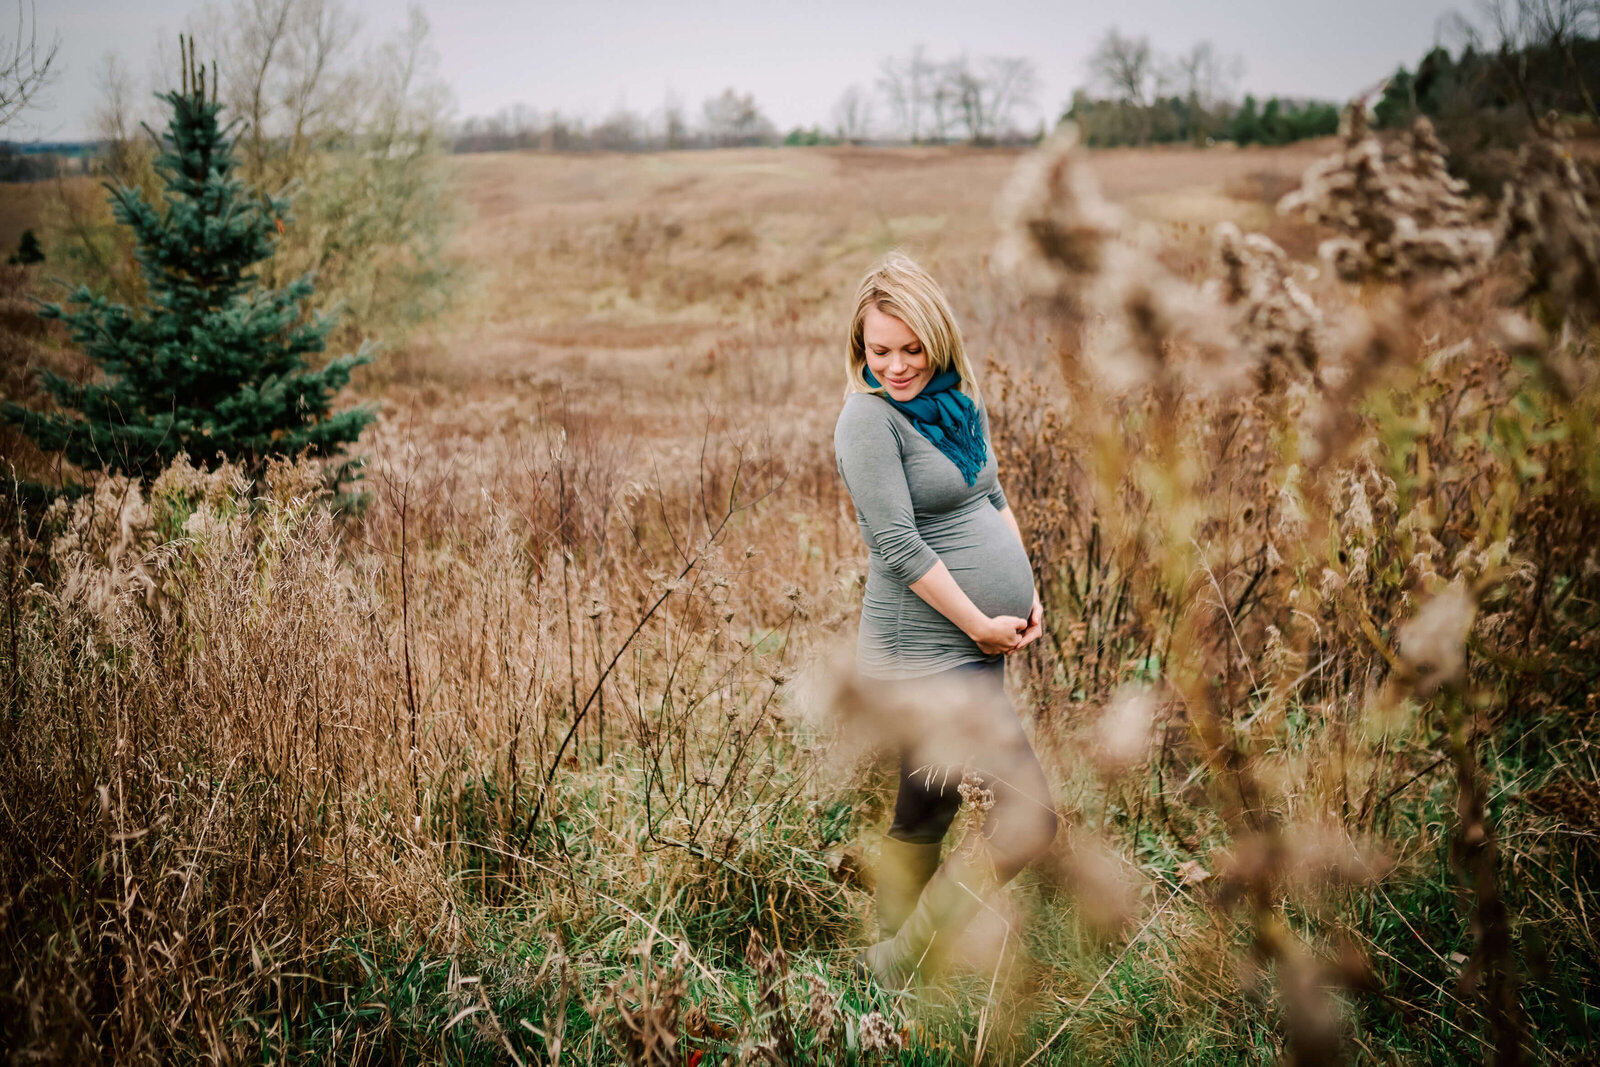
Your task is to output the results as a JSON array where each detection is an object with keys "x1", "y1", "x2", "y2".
[
  {"x1": 855, "y1": 836, "x2": 999, "y2": 989},
  {"x1": 876, "y1": 837, "x2": 942, "y2": 938}
]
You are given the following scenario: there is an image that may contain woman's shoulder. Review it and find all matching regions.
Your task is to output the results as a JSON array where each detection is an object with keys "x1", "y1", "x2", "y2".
[
  {"x1": 834, "y1": 391, "x2": 902, "y2": 454},
  {"x1": 835, "y1": 390, "x2": 895, "y2": 428}
]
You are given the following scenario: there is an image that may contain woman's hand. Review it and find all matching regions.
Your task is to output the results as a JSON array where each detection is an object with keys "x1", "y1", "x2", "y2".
[
  {"x1": 1012, "y1": 592, "x2": 1044, "y2": 651},
  {"x1": 906, "y1": 561, "x2": 1034, "y2": 655},
  {"x1": 969, "y1": 613, "x2": 1027, "y2": 655}
]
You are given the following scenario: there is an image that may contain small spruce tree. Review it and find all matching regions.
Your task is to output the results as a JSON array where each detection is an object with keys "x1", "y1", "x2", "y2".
[
  {"x1": 1, "y1": 38, "x2": 375, "y2": 484},
  {"x1": 6, "y1": 229, "x2": 44, "y2": 265}
]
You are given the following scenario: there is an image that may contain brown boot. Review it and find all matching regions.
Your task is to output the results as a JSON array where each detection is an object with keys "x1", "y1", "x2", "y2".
[
  {"x1": 856, "y1": 836, "x2": 999, "y2": 989},
  {"x1": 875, "y1": 837, "x2": 942, "y2": 938}
]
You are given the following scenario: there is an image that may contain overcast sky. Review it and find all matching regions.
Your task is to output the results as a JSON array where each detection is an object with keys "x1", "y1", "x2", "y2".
[{"x1": 27, "y1": 0, "x2": 1467, "y2": 142}]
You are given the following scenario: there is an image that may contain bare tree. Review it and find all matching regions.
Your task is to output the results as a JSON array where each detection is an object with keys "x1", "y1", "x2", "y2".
[
  {"x1": 281, "y1": 0, "x2": 363, "y2": 156},
  {"x1": 831, "y1": 84, "x2": 872, "y2": 143},
  {"x1": 1450, "y1": 0, "x2": 1600, "y2": 123},
  {"x1": 592, "y1": 107, "x2": 645, "y2": 151},
  {"x1": 1522, "y1": 0, "x2": 1600, "y2": 123},
  {"x1": 1167, "y1": 40, "x2": 1242, "y2": 141},
  {"x1": 91, "y1": 52, "x2": 154, "y2": 185},
  {"x1": 1087, "y1": 27, "x2": 1153, "y2": 106},
  {"x1": 984, "y1": 56, "x2": 1039, "y2": 138},
  {"x1": 701, "y1": 88, "x2": 774, "y2": 147},
  {"x1": 199, "y1": 0, "x2": 291, "y2": 177},
  {"x1": 1085, "y1": 27, "x2": 1157, "y2": 144},
  {"x1": 928, "y1": 58, "x2": 959, "y2": 144},
  {"x1": 1502, "y1": 0, "x2": 1600, "y2": 45},
  {"x1": 945, "y1": 55, "x2": 1039, "y2": 144},
  {"x1": 366, "y1": 5, "x2": 450, "y2": 150},
  {"x1": 662, "y1": 90, "x2": 689, "y2": 149},
  {"x1": 189, "y1": 0, "x2": 362, "y2": 184},
  {"x1": 0, "y1": 0, "x2": 57, "y2": 129},
  {"x1": 877, "y1": 44, "x2": 935, "y2": 141},
  {"x1": 1169, "y1": 41, "x2": 1240, "y2": 110}
]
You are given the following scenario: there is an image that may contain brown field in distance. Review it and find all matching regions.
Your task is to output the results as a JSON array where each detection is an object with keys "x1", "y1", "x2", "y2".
[
  {"x1": 416, "y1": 140, "x2": 1330, "y2": 413},
  {"x1": 0, "y1": 139, "x2": 1330, "y2": 421}
]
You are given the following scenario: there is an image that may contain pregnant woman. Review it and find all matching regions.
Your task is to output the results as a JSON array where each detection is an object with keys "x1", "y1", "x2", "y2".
[{"x1": 833, "y1": 252, "x2": 1058, "y2": 987}]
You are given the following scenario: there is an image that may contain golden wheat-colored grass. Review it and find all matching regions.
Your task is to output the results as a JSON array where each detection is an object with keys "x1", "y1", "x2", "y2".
[{"x1": 396, "y1": 143, "x2": 1325, "y2": 393}]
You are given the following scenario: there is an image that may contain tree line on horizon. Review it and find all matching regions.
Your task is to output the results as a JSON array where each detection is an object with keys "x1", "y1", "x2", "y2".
[
  {"x1": 1060, "y1": 29, "x2": 1340, "y2": 148},
  {"x1": 448, "y1": 5, "x2": 1600, "y2": 157},
  {"x1": 447, "y1": 30, "x2": 1349, "y2": 156},
  {"x1": 451, "y1": 46, "x2": 1046, "y2": 153}
]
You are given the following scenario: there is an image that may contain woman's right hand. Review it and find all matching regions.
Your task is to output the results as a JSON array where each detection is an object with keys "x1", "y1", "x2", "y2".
[{"x1": 969, "y1": 614, "x2": 1027, "y2": 655}]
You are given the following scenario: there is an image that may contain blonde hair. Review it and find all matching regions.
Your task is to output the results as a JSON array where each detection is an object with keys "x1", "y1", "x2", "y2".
[{"x1": 844, "y1": 252, "x2": 980, "y2": 404}]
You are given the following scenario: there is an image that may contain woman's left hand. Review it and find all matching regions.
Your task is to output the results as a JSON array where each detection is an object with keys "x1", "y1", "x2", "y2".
[{"x1": 1013, "y1": 592, "x2": 1044, "y2": 651}]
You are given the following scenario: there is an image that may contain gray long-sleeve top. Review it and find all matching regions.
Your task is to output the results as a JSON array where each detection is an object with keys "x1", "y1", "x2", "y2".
[{"x1": 833, "y1": 389, "x2": 1037, "y2": 679}]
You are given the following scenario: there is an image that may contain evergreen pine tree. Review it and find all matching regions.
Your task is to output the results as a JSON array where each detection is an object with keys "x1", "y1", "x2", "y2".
[
  {"x1": 1374, "y1": 68, "x2": 1417, "y2": 129},
  {"x1": 1, "y1": 39, "x2": 375, "y2": 483},
  {"x1": 1260, "y1": 97, "x2": 1284, "y2": 145},
  {"x1": 1229, "y1": 95, "x2": 1262, "y2": 146},
  {"x1": 7, "y1": 229, "x2": 44, "y2": 265}
]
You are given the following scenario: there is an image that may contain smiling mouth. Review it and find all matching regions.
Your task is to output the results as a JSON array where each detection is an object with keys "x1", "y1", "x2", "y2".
[{"x1": 887, "y1": 375, "x2": 916, "y2": 387}]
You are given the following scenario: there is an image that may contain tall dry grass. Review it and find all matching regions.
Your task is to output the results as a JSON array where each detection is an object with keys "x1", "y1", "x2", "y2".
[
  {"x1": 0, "y1": 121, "x2": 1597, "y2": 1064},
  {"x1": 0, "y1": 387, "x2": 861, "y2": 1060}
]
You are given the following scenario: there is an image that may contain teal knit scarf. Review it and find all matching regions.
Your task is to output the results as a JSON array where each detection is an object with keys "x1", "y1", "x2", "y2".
[{"x1": 863, "y1": 365, "x2": 987, "y2": 485}]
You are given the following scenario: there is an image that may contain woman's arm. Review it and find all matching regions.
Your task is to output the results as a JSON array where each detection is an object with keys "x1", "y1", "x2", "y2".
[{"x1": 909, "y1": 560, "x2": 1027, "y2": 655}]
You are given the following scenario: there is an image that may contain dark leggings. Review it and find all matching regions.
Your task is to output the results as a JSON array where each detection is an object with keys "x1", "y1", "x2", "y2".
[{"x1": 887, "y1": 657, "x2": 1058, "y2": 882}]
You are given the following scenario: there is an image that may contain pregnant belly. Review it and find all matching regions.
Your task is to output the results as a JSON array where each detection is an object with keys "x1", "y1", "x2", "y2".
[{"x1": 927, "y1": 508, "x2": 1035, "y2": 621}]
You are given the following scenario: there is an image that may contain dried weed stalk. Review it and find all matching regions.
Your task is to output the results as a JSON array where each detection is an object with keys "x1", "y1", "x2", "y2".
[{"x1": 987, "y1": 109, "x2": 1600, "y2": 1063}]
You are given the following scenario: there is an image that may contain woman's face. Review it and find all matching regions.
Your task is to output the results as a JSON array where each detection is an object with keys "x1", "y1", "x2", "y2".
[{"x1": 862, "y1": 305, "x2": 932, "y2": 401}]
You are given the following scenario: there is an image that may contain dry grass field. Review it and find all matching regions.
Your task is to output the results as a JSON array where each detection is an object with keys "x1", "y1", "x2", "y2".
[
  {"x1": 0, "y1": 179, "x2": 56, "y2": 258},
  {"x1": 3, "y1": 129, "x2": 1597, "y2": 1066},
  {"x1": 410, "y1": 142, "x2": 1326, "y2": 397}
]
